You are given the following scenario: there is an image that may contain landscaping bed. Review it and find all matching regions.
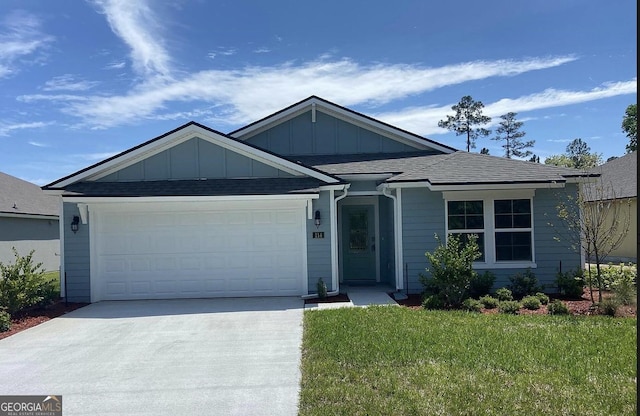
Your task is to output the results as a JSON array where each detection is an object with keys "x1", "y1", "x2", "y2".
[{"x1": 0, "y1": 300, "x2": 88, "y2": 340}]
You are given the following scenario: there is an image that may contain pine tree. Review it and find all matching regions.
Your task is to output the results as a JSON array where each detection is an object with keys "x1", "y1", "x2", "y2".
[
  {"x1": 438, "y1": 96, "x2": 491, "y2": 152},
  {"x1": 492, "y1": 112, "x2": 534, "y2": 158}
]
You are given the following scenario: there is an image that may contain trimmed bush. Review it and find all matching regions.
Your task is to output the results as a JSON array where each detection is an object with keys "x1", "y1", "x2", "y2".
[
  {"x1": 0, "y1": 249, "x2": 56, "y2": 314},
  {"x1": 462, "y1": 298, "x2": 483, "y2": 312},
  {"x1": 535, "y1": 292, "x2": 550, "y2": 305},
  {"x1": 555, "y1": 268, "x2": 584, "y2": 298},
  {"x1": 0, "y1": 310, "x2": 10, "y2": 332},
  {"x1": 508, "y1": 268, "x2": 541, "y2": 299},
  {"x1": 469, "y1": 271, "x2": 496, "y2": 298},
  {"x1": 521, "y1": 295, "x2": 541, "y2": 310},
  {"x1": 479, "y1": 295, "x2": 499, "y2": 309},
  {"x1": 498, "y1": 300, "x2": 521, "y2": 314},
  {"x1": 495, "y1": 287, "x2": 513, "y2": 301},
  {"x1": 547, "y1": 300, "x2": 570, "y2": 315},
  {"x1": 422, "y1": 295, "x2": 445, "y2": 310}
]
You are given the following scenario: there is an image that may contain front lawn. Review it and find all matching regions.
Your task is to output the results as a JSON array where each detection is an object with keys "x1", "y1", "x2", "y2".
[{"x1": 299, "y1": 306, "x2": 636, "y2": 415}]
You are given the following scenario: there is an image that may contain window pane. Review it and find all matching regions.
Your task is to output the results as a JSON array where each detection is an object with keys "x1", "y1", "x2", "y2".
[
  {"x1": 494, "y1": 200, "x2": 511, "y2": 214},
  {"x1": 448, "y1": 201, "x2": 465, "y2": 215},
  {"x1": 466, "y1": 200, "x2": 483, "y2": 215},
  {"x1": 495, "y1": 214, "x2": 512, "y2": 228},
  {"x1": 513, "y1": 199, "x2": 531, "y2": 214},
  {"x1": 466, "y1": 214, "x2": 484, "y2": 229},
  {"x1": 513, "y1": 214, "x2": 531, "y2": 228},
  {"x1": 448, "y1": 216, "x2": 465, "y2": 230},
  {"x1": 495, "y1": 231, "x2": 532, "y2": 261}
]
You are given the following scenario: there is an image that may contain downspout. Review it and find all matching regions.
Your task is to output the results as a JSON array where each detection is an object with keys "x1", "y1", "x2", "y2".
[
  {"x1": 301, "y1": 184, "x2": 350, "y2": 299},
  {"x1": 381, "y1": 184, "x2": 403, "y2": 293}
]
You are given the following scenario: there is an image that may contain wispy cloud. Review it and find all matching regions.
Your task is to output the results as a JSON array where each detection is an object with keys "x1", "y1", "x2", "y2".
[
  {"x1": 207, "y1": 47, "x2": 237, "y2": 60},
  {"x1": 28, "y1": 141, "x2": 49, "y2": 147},
  {"x1": 105, "y1": 61, "x2": 126, "y2": 69},
  {"x1": 0, "y1": 121, "x2": 53, "y2": 136},
  {"x1": 0, "y1": 10, "x2": 54, "y2": 78},
  {"x1": 20, "y1": 55, "x2": 583, "y2": 129},
  {"x1": 92, "y1": 0, "x2": 171, "y2": 77},
  {"x1": 42, "y1": 74, "x2": 99, "y2": 91},
  {"x1": 253, "y1": 47, "x2": 271, "y2": 54}
]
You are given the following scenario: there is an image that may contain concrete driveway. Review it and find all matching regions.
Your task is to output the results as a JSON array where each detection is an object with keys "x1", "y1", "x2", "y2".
[{"x1": 0, "y1": 297, "x2": 304, "y2": 416}]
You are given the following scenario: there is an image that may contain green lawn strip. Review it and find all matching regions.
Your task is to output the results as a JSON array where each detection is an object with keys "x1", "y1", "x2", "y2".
[
  {"x1": 42, "y1": 270, "x2": 61, "y2": 294},
  {"x1": 299, "y1": 306, "x2": 636, "y2": 416}
]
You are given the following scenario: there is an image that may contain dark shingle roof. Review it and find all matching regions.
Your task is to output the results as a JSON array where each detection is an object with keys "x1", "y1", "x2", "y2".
[
  {"x1": 298, "y1": 151, "x2": 587, "y2": 185},
  {"x1": 0, "y1": 172, "x2": 58, "y2": 217},
  {"x1": 584, "y1": 152, "x2": 637, "y2": 201},
  {"x1": 62, "y1": 177, "x2": 324, "y2": 197}
]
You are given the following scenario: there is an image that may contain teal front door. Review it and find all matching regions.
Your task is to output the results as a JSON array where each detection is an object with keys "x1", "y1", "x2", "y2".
[{"x1": 341, "y1": 204, "x2": 376, "y2": 282}]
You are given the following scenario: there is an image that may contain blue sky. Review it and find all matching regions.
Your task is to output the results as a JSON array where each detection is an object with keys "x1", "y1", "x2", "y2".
[{"x1": 0, "y1": 0, "x2": 636, "y2": 185}]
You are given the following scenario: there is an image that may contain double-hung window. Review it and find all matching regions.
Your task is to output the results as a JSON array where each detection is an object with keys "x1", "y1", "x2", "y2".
[{"x1": 444, "y1": 191, "x2": 535, "y2": 268}]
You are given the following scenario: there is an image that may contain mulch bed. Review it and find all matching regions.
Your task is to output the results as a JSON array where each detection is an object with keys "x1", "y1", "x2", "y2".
[
  {"x1": 392, "y1": 287, "x2": 636, "y2": 317},
  {"x1": 0, "y1": 300, "x2": 89, "y2": 341}
]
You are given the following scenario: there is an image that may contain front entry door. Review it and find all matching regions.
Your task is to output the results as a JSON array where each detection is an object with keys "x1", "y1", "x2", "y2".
[{"x1": 341, "y1": 204, "x2": 376, "y2": 282}]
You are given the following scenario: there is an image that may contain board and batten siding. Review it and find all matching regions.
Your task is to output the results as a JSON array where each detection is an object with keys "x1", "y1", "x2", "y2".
[
  {"x1": 97, "y1": 137, "x2": 293, "y2": 182},
  {"x1": 400, "y1": 185, "x2": 583, "y2": 295},
  {"x1": 245, "y1": 110, "x2": 420, "y2": 156},
  {"x1": 62, "y1": 202, "x2": 91, "y2": 302},
  {"x1": 306, "y1": 191, "x2": 332, "y2": 292}
]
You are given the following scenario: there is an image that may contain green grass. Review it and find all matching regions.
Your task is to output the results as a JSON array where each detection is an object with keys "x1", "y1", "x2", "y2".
[
  {"x1": 299, "y1": 306, "x2": 637, "y2": 416},
  {"x1": 42, "y1": 270, "x2": 60, "y2": 293}
]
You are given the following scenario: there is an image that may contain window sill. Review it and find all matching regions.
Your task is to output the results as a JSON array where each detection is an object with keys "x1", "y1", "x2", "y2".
[{"x1": 473, "y1": 262, "x2": 537, "y2": 270}]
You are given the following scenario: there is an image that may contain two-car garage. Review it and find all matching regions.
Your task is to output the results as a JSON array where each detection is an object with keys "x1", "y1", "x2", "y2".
[{"x1": 88, "y1": 199, "x2": 307, "y2": 301}]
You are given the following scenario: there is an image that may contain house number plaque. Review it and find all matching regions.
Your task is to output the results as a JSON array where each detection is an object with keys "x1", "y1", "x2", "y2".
[{"x1": 312, "y1": 232, "x2": 325, "y2": 239}]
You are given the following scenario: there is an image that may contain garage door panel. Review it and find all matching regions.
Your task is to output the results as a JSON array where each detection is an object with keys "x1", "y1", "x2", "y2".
[{"x1": 94, "y1": 202, "x2": 306, "y2": 300}]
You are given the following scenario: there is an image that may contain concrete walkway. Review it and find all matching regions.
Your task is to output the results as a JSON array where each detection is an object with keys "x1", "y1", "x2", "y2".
[
  {"x1": 305, "y1": 285, "x2": 399, "y2": 310},
  {"x1": 0, "y1": 297, "x2": 303, "y2": 416}
]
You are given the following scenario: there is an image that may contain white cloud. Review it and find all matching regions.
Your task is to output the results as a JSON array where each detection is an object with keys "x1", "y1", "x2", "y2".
[
  {"x1": 28, "y1": 141, "x2": 49, "y2": 147},
  {"x1": 253, "y1": 47, "x2": 271, "y2": 54},
  {"x1": 207, "y1": 48, "x2": 237, "y2": 60},
  {"x1": 0, "y1": 10, "x2": 54, "y2": 78},
  {"x1": 22, "y1": 55, "x2": 582, "y2": 129},
  {"x1": 42, "y1": 74, "x2": 99, "y2": 91},
  {"x1": 0, "y1": 121, "x2": 53, "y2": 136},
  {"x1": 105, "y1": 61, "x2": 126, "y2": 69},
  {"x1": 92, "y1": 0, "x2": 171, "y2": 77}
]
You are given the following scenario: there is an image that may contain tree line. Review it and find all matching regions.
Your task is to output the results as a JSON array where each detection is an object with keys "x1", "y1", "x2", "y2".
[{"x1": 438, "y1": 96, "x2": 636, "y2": 167}]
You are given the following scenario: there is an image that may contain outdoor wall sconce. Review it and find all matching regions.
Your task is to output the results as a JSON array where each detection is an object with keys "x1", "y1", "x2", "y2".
[
  {"x1": 314, "y1": 210, "x2": 321, "y2": 228},
  {"x1": 71, "y1": 216, "x2": 80, "y2": 233}
]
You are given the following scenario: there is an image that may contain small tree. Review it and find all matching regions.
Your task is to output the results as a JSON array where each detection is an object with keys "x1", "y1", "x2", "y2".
[
  {"x1": 545, "y1": 138, "x2": 602, "y2": 169},
  {"x1": 622, "y1": 103, "x2": 637, "y2": 153},
  {"x1": 419, "y1": 233, "x2": 481, "y2": 308},
  {"x1": 550, "y1": 178, "x2": 632, "y2": 303},
  {"x1": 438, "y1": 96, "x2": 491, "y2": 152},
  {"x1": 491, "y1": 112, "x2": 535, "y2": 159}
]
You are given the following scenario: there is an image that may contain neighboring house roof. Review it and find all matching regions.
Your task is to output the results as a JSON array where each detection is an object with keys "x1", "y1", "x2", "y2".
[
  {"x1": 296, "y1": 151, "x2": 589, "y2": 186},
  {"x1": 0, "y1": 171, "x2": 58, "y2": 217},
  {"x1": 61, "y1": 177, "x2": 324, "y2": 197},
  {"x1": 584, "y1": 151, "x2": 637, "y2": 201}
]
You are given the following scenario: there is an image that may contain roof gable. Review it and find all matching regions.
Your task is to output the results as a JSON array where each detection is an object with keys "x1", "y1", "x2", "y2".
[
  {"x1": 585, "y1": 151, "x2": 637, "y2": 200},
  {"x1": 44, "y1": 122, "x2": 341, "y2": 190},
  {"x1": 229, "y1": 96, "x2": 456, "y2": 154}
]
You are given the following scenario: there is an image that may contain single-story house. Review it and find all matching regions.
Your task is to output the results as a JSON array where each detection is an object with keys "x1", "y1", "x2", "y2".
[
  {"x1": 584, "y1": 151, "x2": 637, "y2": 263},
  {"x1": 43, "y1": 96, "x2": 591, "y2": 303},
  {"x1": 1, "y1": 171, "x2": 60, "y2": 272}
]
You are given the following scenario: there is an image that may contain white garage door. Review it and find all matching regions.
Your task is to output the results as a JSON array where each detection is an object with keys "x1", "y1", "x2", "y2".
[{"x1": 91, "y1": 200, "x2": 306, "y2": 301}]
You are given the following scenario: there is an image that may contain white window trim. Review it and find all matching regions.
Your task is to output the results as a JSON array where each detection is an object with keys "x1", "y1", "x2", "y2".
[{"x1": 443, "y1": 190, "x2": 537, "y2": 269}]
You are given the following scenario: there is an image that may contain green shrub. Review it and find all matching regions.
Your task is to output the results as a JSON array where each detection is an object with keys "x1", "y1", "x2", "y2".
[
  {"x1": 0, "y1": 309, "x2": 10, "y2": 332},
  {"x1": 610, "y1": 271, "x2": 637, "y2": 306},
  {"x1": 498, "y1": 300, "x2": 521, "y2": 314},
  {"x1": 420, "y1": 234, "x2": 482, "y2": 309},
  {"x1": 521, "y1": 295, "x2": 541, "y2": 310},
  {"x1": 462, "y1": 298, "x2": 483, "y2": 312},
  {"x1": 555, "y1": 268, "x2": 584, "y2": 298},
  {"x1": 469, "y1": 271, "x2": 496, "y2": 298},
  {"x1": 508, "y1": 268, "x2": 541, "y2": 299},
  {"x1": 598, "y1": 298, "x2": 620, "y2": 317},
  {"x1": 316, "y1": 278, "x2": 327, "y2": 299},
  {"x1": 422, "y1": 294, "x2": 445, "y2": 310},
  {"x1": 547, "y1": 299, "x2": 570, "y2": 315},
  {"x1": 587, "y1": 263, "x2": 637, "y2": 290},
  {"x1": 535, "y1": 292, "x2": 550, "y2": 305},
  {"x1": 479, "y1": 295, "x2": 499, "y2": 309},
  {"x1": 0, "y1": 249, "x2": 55, "y2": 314},
  {"x1": 495, "y1": 287, "x2": 513, "y2": 301}
]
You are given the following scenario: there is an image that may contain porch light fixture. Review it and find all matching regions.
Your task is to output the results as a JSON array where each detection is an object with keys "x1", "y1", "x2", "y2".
[
  {"x1": 314, "y1": 210, "x2": 321, "y2": 228},
  {"x1": 71, "y1": 215, "x2": 80, "y2": 233}
]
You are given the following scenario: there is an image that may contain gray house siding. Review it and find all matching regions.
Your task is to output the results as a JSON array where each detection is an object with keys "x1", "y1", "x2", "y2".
[
  {"x1": 307, "y1": 191, "x2": 332, "y2": 292},
  {"x1": 62, "y1": 202, "x2": 91, "y2": 302},
  {"x1": 97, "y1": 137, "x2": 293, "y2": 182},
  {"x1": 400, "y1": 185, "x2": 583, "y2": 295},
  {"x1": 0, "y1": 216, "x2": 59, "y2": 272},
  {"x1": 245, "y1": 110, "x2": 420, "y2": 156},
  {"x1": 378, "y1": 195, "x2": 395, "y2": 285}
]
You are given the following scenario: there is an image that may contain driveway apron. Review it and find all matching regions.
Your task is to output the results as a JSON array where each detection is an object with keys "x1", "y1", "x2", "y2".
[{"x1": 0, "y1": 297, "x2": 304, "y2": 416}]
